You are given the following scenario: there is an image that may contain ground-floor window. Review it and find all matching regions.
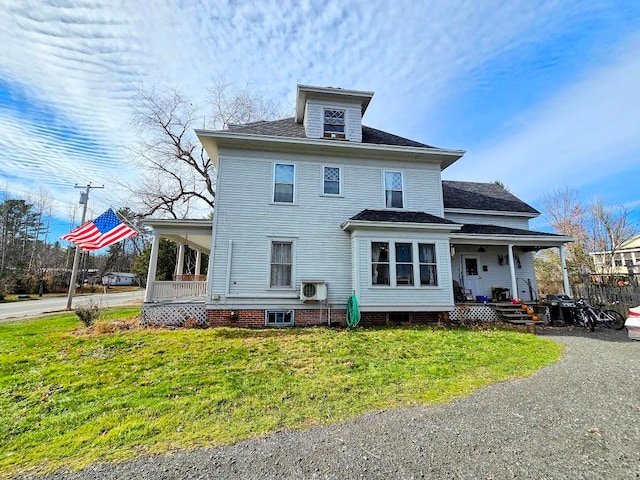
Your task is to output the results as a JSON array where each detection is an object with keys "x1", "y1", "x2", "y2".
[
  {"x1": 270, "y1": 241, "x2": 293, "y2": 287},
  {"x1": 265, "y1": 310, "x2": 294, "y2": 326},
  {"x1": 371, "y1": 241, "x2": 439, "y2": 287}
]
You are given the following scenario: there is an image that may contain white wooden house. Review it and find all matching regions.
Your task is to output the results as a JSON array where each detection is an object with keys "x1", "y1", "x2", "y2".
[
  {"x1": 101, "y1": 272, "x2": 140, "y2": 286},
  {"x1": 589, "y1": 233, "x2": 640, "y2": 275},
  {"x1": 142, "y1": 85, "x2": 573, "y2": 327}
]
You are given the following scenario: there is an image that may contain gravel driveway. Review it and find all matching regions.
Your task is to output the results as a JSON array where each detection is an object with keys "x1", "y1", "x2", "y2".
[{"x1": 31, "y1": 327, "x2": 639, "y2": 480}]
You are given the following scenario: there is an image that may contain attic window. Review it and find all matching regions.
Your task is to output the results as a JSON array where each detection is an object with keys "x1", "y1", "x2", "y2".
[{"x1": 324, "y1": 109, "x2": 345, "y2": 139}]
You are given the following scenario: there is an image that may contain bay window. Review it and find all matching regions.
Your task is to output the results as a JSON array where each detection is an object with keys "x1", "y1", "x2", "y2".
[{"x1": 371, "y1": 241, "x2": 439, "y2": 287}]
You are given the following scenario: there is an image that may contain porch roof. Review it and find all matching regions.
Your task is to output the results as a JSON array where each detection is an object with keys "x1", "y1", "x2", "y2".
[
  {"x1": 143, "y1": 219, "x2": 213, "y2": 254},
  {"x1": 450, "y1": 223, "x2": 574, "y2": 248},
  {"x1": 342, "y1": 209, "x2": 462, "y2": 232}
]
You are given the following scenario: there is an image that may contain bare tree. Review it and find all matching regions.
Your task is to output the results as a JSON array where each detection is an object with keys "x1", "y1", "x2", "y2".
[
  {"x1": 537, "y1": 186, "x2": 639, "y2": 291},
  {"x1": 540, "y1": 185, "x2": 593, "y2": 276},
  {"x1": 129, "y1": 81, "x2": 284, "y2": 219},
  {"x1": 588, "y1": 196, "x2": 637, "y2": 273}
]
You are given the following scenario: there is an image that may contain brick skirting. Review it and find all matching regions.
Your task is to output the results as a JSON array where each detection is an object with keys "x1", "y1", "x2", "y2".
[{"x1": 207, "y1": 308, "x2": 444, "y2": 328}]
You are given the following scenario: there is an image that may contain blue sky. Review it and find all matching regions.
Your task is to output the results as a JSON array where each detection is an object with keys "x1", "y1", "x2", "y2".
[{"x1": 0, "y1": 0, "x2": 639, "y2": 240}]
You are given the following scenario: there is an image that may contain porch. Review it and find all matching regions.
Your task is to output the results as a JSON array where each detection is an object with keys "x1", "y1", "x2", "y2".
[
  {"x1": 449, "y1": 225, "x2": 574, "y2": 302},
  {"x1": 142, "y1": 219, "x2": 213, "y2": 303}
]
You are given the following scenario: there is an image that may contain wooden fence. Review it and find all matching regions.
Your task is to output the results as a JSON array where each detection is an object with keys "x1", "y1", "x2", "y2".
[{"x1": 570, "y1": 283, "x2": 640, "y2": 316}]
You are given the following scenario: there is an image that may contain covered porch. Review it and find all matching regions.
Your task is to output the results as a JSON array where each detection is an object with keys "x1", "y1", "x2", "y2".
[
  {"x1": 449, "y1": 225, "x2": 574, "y2": 303},
  {"x1": 143, "y1": 219, "x2": 213, "y2": 303}
]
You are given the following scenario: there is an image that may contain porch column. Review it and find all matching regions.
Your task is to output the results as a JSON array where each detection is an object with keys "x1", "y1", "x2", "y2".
[
  {"x1": 176, "y1": 243, "x2": 185, "y2": 278},
  {"x1": 144, "y1": 234, "x2": 160, "y2": 302},
  {"x1": 508, "y1": 244, "x2": 518, "y2": 300},
  {"x1": 195, "y1": 250, "x2": 202, "y2": 276},
  {"x1": 559, "y1": 244, "x2": 571, "y2": 296},
  {"x1": 631, "y1": 251, "x2": 637, "y2": 266}
]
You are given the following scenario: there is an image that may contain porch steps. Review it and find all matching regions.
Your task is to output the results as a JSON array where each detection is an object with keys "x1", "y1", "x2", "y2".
[{"x1": 491, "y1": 302, "x2": 541, "y2": 325}]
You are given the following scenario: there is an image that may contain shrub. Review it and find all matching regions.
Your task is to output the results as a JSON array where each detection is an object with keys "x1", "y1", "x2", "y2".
[
  {"x1": 92, "y1": 316, "x2": 140, "y2": 334},
  {"x1": 74, "y1": 300, "x2": 101, "y2": 327}
]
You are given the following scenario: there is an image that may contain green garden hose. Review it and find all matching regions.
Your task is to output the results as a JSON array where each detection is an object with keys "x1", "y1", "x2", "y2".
[{"x1": 346, "y1": 294, "x2": 361, "y2": 328}]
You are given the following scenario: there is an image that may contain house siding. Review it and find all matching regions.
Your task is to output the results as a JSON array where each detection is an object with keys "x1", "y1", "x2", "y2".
[
  {"x1": 209, "y1": 148, "x2": 445, "y2": 310},
  {"x1": 444, "y1": 212, "x2": 531, "y2": 229},
  {"x1": 352, "y1": 230, "x2": 455, "y2": 310}
]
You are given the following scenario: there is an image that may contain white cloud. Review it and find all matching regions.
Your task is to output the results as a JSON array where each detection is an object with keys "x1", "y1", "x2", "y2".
[{"x1": 0, "y1": 0, "x2": 633, "y2": 224}]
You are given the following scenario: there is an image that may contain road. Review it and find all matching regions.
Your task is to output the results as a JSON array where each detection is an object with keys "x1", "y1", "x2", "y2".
[{"x1": 0, "y1": 290, "x2": 144, "y2": 323}]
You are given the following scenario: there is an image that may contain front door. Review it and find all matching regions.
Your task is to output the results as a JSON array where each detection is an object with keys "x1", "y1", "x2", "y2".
[{"x1": 462, "y1": 255, "x2": 481, "y2": 297}]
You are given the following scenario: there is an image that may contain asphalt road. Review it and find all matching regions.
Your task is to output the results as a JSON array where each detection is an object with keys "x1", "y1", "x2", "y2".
[{"x1": 0, "y1": 290, "x2": 144, "y2": 322}]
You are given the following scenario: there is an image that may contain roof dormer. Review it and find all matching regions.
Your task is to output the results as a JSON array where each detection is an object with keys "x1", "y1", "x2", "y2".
[{"x1": 295, "y1": 85, "x2": 374, "y2": 142}]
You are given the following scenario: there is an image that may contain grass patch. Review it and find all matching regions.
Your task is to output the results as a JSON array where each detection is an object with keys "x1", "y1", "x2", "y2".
[{"x1": 0, "y1": 312, "x2": 562, "y2": 476}]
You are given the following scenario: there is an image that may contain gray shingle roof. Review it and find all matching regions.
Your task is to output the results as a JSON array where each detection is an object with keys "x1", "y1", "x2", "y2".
[
  {"x1": 349, "y1": 209, "x2": 456, "y2": 224},
  {"x1": 442, "y1": 181, "x2": 539, "y2": 214},
  {"x1": 227, "y1": 117, "x2": 433, "y2": 148},
  {"x1": 458, "y1": 224, "x2": 564, "y2": 237}
]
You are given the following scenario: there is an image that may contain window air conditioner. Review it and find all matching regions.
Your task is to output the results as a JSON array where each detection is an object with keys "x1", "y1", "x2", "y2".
[{"x1": 300, "y1": 281, "x2": 327, "y2": 302}]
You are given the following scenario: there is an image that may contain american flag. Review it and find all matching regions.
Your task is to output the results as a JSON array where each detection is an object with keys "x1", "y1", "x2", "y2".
[{"x1": 61, "y1": 208, "x2": 137, "y2": 251}]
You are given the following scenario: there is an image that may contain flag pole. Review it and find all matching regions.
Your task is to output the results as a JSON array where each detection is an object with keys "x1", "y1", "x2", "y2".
[{"x1": 66, "y1": 184, "x2": 104, "y2": 310}]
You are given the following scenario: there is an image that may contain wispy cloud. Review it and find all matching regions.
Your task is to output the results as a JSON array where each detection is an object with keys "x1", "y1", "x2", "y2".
[
  {"x1": 445, "y1": 34, "x2": 640, "y2": 206},
  {"x1": 0, "y1": 0, "x2": 638, "y2": 229}
]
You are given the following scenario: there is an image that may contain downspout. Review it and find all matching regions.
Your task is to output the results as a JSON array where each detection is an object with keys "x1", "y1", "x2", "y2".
[
  {"x1": 225, "y1": 239, "x2": 233, "y2": 296},
  {"x1": 559, "y1": 244, "x2": 571, "y2": 296},
  {"x1": 508, "y1": 244, "x2": 518, "y2": 300}
]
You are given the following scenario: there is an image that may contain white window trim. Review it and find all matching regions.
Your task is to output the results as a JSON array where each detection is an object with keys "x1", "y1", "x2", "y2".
[
  {"x1": 369, "y1": 240, "x2": 440, "y2": 288},
  {"x1": 267, "y1": 238, "x2": 296, "y2": 290},
  {"x1": 265, "y1": 310, "x2": 295, "y2": 327},
  {"x1": 272, "y1": 163, "x2": 297, "y2": 204},
  {"x1": 382, "y1": 170, "x2": 405, "y2": 210},
  {"x1": 321, "y1": 165, "x2": 343, "y2": 197}
]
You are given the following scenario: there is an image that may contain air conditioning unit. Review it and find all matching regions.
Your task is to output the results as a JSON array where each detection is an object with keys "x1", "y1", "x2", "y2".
[{"x1": 300, "y1": 281, "x2": 327, "y2": 302}]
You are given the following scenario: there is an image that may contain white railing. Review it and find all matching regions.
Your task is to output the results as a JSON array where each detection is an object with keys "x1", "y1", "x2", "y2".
[{"x1": 151, "y1": 281, "x2": 207, "y2": 301}]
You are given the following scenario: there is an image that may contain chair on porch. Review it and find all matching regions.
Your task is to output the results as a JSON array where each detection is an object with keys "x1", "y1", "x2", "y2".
[{"x1": 453, "y1": 280, "x2": 465, "y2": 302}]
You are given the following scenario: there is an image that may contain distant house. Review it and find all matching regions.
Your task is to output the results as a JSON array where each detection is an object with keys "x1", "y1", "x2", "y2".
[
  {"x1": 102, "y1": 272, "x2": 140, "y2": 286},
  {"x1": 141, "y1": 84, "x2": 573, "y2": 327},
  {"x1": 589, "y1": 234, "x2": 640, "y2": 275}
]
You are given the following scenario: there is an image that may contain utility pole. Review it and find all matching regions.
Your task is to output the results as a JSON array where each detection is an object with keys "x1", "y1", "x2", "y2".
[{"x1": 66, "y1": 184, "x2": 104, "y2": 310}]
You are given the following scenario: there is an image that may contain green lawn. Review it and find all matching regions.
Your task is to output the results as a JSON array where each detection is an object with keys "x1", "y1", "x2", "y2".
[{"x1": 0, "y1": 310, "x2": 562, "y2": 476}]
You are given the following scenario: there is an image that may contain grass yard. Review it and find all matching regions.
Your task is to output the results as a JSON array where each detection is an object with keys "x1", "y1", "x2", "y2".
[{"x1": 0, "y1": 309, "x2": 563, "y2": 476}]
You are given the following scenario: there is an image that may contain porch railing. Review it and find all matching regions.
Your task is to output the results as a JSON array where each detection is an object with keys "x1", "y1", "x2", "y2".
[{"x1": 151, "y1": 281, "x2": 207, "y2": 301}]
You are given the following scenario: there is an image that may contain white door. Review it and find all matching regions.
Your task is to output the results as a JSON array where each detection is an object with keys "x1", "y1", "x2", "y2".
[{"x1": 462, "y1": 255, "x2": 481, "y2": 297}]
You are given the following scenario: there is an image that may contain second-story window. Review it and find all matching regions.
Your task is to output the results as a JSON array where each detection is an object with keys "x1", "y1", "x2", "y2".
[
  {"x1": 273, "y1": 163, "x2": 295, "y2": 203},
  {"x1": 323, "y1": 166, "x2": 341, "y2": 195},
  {"x1": 324, "y1": 109, "x2": 345, "y2": 138},
  {"x1": 384, "y1": 171, "x2": 404, "y2": 208}
]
